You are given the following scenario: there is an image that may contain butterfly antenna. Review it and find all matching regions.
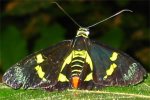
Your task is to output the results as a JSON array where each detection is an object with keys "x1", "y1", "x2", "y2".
[
  {"x1": 86, "y1": 9, "x2": 133, "y2": 29},
  {"x1": 52, "y1": 2, "x2": 82, "y2": 28}
]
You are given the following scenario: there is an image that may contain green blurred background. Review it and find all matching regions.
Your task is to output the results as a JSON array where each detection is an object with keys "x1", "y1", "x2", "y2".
[{"x1": 0, "y1": 0, "x2": 149, "y2": 82}]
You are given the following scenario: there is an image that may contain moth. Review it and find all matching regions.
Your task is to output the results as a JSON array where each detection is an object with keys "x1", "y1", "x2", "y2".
[{"x1": 2, "y1": 3, "x2": 147, "y2": 91}]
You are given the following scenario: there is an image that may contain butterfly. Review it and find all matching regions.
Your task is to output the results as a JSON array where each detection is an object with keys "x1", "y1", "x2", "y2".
[
  {"x1": 2, "y1": 3, "x2": 147, "y2": 91},
  {"x1": 2, "y1": 27, "x2": 147, "y2": 91}
]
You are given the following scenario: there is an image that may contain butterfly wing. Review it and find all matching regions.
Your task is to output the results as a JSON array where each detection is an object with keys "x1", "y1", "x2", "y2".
[
  {"x1": 89, "y1": 41, "x2": 147, "y2": 87},
  {"x1": 2, "y1": 40, "x2": 72, "y2": 90}
]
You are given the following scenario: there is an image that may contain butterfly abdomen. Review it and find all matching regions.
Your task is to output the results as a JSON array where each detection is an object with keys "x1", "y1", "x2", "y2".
[
  {"x1": 71, "y1": 57, "x2": 84, "y2": 77},
  {"x1": 70, "y1": 51, "x2": 86, "y2": 88}
]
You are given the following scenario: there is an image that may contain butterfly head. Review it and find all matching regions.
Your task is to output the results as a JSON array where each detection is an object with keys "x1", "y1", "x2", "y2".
[{"x1": 76, "y1": 28, "x2": 89, "y2": 38}]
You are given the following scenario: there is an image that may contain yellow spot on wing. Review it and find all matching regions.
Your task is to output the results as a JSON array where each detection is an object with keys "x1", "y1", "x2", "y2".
[
  {"x1": 58, "y1": 73, "x2": 69, "y2": 82},
  {"x1": 110, "y1": 52, "x2": 118, "y2": 61},
  {"x1": 86, "y1": 53, "x2": 93, "y2": 71},
  {"x1": 84, "y1": 73, "x2": 93, "y2": 81},
  {"x1": 106, "y1": 63, "x2": 117, "y2": 75},
  {"x1": 36, "y1": 54, "x2": 44, "y2": 63},
  {"x1": 58, "y1": 52, "x2": 72, "y2": 82},
  {"x1": 35, "y1": 65, "x2": 46, "y2": 81},
  {"x1": 104, "y1": 63, "x2": 117, "y2": 79},
  {"x1": 60, "y1": 52, "x2": 72, "y2": 72}
]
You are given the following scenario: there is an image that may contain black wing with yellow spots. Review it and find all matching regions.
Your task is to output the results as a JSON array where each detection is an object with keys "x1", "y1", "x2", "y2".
[
  {"x1": 2, "y1": 40, "x2": 72, "y2": 90},
  {"x1": 90, "y1": 41, "x2": 147, "y2": 87},
  {"x1": 2, "y1": 28, "x2": 147, "y2": 91}
]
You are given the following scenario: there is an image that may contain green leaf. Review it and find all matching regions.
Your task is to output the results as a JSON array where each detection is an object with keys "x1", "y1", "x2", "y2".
[
  {"x1": 100, "y1": 27, "x2": 125, "y2": 48},
  {"x1": 0, "y1": 74, "x2": 149, "y2": 100},
  {"x1": 34, "y1": 23, "x2": 66, "y2": 51},
  {"x1": 0, "y1": 26, "x2": 27, "y2": 71}
]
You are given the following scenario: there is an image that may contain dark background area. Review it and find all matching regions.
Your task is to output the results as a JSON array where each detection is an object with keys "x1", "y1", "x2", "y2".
[{"x1": 0, "y1": 0, "x2": 149, "y2": 82}]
